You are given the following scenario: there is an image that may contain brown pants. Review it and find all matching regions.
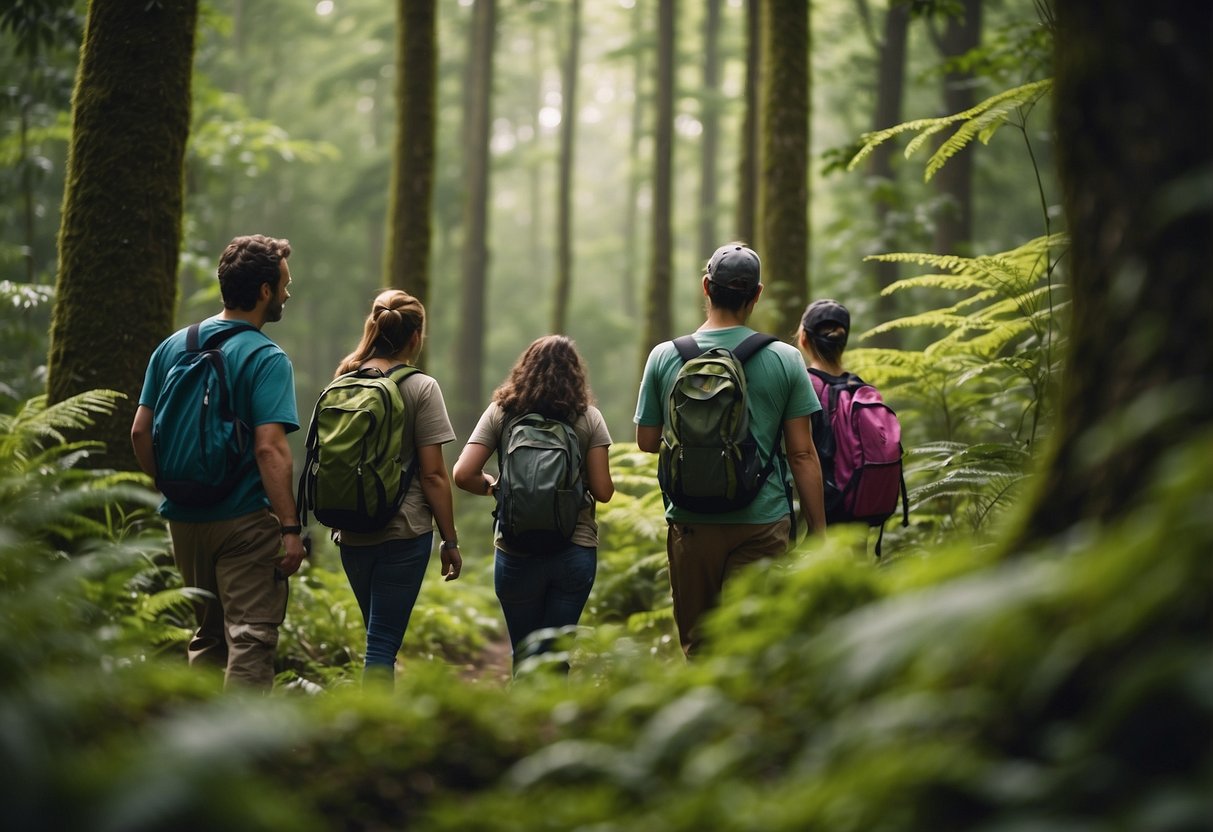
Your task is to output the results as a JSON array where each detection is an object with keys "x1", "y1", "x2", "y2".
[
  {"x1": 169, "y1": 509, "x2": 288, "y2": 690},
  {"x1": 666, "y1": 516, "x2": 791, "y2": 657}
]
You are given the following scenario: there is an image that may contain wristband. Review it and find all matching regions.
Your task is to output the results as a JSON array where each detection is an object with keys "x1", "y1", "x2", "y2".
[
  {"x1": 280, "y1": 524, "x2": 303, "y2": 536},
  {"x1": 441, "y1": 539, "x2": 459, "y2": 550}
]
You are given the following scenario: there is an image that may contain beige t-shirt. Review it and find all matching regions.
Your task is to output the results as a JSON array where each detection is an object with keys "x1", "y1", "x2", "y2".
[
  {"x1": 336, "y1": 371, "x2": 456, "y2": 546},
  {"x1": 467, "y1": 402, "x2": 612, "y2": 552}
]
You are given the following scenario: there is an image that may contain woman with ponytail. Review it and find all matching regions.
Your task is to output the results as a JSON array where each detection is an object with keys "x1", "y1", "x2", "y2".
[
  {"x1": 333, "y1": 289, "x2": 461, "y2": 686},
  {"x1": 797, "y1": 298, "x2": 852, "y2": 523}
]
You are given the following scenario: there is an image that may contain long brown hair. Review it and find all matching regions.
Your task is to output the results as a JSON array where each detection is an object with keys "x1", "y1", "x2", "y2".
[
  {"x1": 493, "y1": 335, "x2": 592, "y2": 421},
  {"x1": 335, "y1": 289, "x2": 426, "y2": 377}
]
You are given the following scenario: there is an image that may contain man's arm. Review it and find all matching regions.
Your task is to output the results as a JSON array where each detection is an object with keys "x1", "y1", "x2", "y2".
[
  {"x1": 130, "y1": 405, "x2": 156, "y2": 478},
  {"x1": 636, "y1": 424, "x2": 662, "y2": 454},
  {"x1": 253, "y1": 422, "x2": 307, "y2": 576},
  {"x1": 783, "y1": 415, "x2": 827, "y2": 536}
]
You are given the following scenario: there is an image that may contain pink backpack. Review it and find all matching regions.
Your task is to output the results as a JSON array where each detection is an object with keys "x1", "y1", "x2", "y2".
[{"x1": 809, "y1": 369, "x2": 909, "y2": 555}]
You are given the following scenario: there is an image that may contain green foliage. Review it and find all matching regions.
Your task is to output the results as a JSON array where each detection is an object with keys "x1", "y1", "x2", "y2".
[{"x1": 848, "y1": 80, "x2": 1053, "y2": 183}]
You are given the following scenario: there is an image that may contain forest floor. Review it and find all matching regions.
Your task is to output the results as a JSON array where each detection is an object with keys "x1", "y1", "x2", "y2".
[{"x1": 458, "y1": 636, "x2": 514, "y2": 687}]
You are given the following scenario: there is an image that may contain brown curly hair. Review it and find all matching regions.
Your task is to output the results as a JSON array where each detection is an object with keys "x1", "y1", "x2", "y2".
[
  {"x1": 217, "y1": 235, "x2": 291, "y2": 311},
  {"x1": 493, "y1": 335, "x2": 592, "y2": 422}
]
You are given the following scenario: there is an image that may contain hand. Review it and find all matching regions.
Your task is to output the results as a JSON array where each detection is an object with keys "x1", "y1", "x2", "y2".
[
  {"x1": 278, "y1": 533, "x2": 308, "y2": 577},
  {"x1": 441, "y1": 544, "x2": 462, "y2": 581}
]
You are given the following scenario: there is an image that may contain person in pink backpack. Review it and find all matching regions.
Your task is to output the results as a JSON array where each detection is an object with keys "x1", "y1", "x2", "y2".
[{"x1": 798, "y1": 299, "x2": 908, "y2": 554}]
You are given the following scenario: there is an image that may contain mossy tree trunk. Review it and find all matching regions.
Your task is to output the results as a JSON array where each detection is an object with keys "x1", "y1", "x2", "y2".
[
  {"x1": 642, "y1": 0, "x2": 675, "y2": 359},
  {"x1": 930, "y1": 0, "x2": 980, "y2": 257},
  {"x1": 385, "y1": 0, "x2": 437, "y2": 330},
  {"x1": 697, "y1": 0, "x2": 722, "y2": 259},
  {"x1": 757, "y1": 0, "x2": 809, "y2": 338},
  {"x1": 621, "y1": 0, "x2": 647, "y2": 319},
  {"x1": 47, "y1": 0, "x2": 197, "y2": 469},
  {"x1": 551, "y1": 0, "x2": 581, "y2": 335},
  {"x1": 735, "y1": 0, "x2": 760, "y2": 244},
  {"x1": 1012, "y1": 0, "x2": 1212, "y2": 548},
  {"x1": 454, "y1": 0, "x2": 496, "y2": 436}
]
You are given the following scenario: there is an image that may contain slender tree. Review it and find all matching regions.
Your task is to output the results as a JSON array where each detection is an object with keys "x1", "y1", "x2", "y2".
[
  {"x1": 866, "y1": 0, "x2": 910, "y2": 341},
  {"x1": 551, "y1": 0, "x2": 581, "y2": 334},
  {"x1": 1013, "y1": 0, "x2": 1212, "y2": 548},
  {"x1": 697, "y1": 0, "x2": 722, "y2": 258},
  {"x1": 642, "y1": 0, "x2": 675, "y2": 357},
  {"x1": 46, "y1": 0, "x2": 198, "y2": 468},
  {"x1": 454, "y1": 0, "x2": 497, "y2": 435},
  {"x1": 621, "y1": 0, "x2": 647, "y2": 318},
  {"x1": 385, "y1": 0, "x2": 437, "y2": 321},
  {"x1": 757, "y1": 0, "x2": 809, "y2": 337},
  {"x1": 930, "y1": 0, "x2": 981, "y2": 255},
  {"x1": 735, "y1": 0, "x2": 760, "y2": 243}
]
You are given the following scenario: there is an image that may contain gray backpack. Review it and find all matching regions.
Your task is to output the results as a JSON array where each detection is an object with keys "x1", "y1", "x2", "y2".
[{"x1": 494, "y1": 412, "x2": 586, "y2": 554}]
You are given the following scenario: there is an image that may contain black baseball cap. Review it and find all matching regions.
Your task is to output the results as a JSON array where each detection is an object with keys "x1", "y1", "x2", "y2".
[
  {"x1": 801, "y1": 299, "x2": 850, "y2": 334},
  {"x1": 706, "y1": 243, "x2": 761, "y2": 290}
]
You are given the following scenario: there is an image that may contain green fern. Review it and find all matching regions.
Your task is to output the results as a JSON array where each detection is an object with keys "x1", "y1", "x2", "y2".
[{"x1": 847, "y1": 79, "x2": 1053, "y2": 182}]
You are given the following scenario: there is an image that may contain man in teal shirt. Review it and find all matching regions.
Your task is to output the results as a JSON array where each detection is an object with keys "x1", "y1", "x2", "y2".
[
  {"x1": 131, "y1": 235, "x2": 305, "y2": 689},
  {"x1": 635, "y1": 242, "x2": 827, "y2": 656}
]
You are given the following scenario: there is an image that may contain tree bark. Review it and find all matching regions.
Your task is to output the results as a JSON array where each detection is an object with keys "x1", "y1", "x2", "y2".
[
  {"x1": 551, "y1": 0, "x2": 581, "y2": 335},
  {"x1": 931, "y1": 0, "x2": 980, "y2": 256},
  {"x1": 621, "y1": 0, "x2": 647, "y2": 319},
  {"x1": 697, "y1": 0, "x2": 722, "y2": 259},
  {"x1": 47, "y1": 0, "x2": 198, "y2": 469},
  {"x1": 1013, "y1": 0, "x2": 1213, "y2": 548},
  {"x1": 385, "y1": 0, "x2": 437, "y2": 317},
  {"x1": 642, "y1": 0, "x2": 675, "y2": 357},
  {"x1": 868, "y1": 0, "x2": 909, "y2": 344},
  {"x1": 735, "y1": 0, "x2": 760, "y2": 244},
  {"x1": 757, "y1": 0, "x2": 809, "y2": 338},
  {"x1": 454, "y1": 0, "x2": 496, "y2": 436}
]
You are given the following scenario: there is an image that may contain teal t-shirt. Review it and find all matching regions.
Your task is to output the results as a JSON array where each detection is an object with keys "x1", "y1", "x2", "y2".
[
  {"x1": 139, "y1": 316, "x2": 300, "y2": 522},
  {"x1": 634, "y1": 326, "x2": 820, "y2": 524}
]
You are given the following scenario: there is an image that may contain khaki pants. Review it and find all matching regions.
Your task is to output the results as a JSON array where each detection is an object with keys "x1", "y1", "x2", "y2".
[
  {"x1": 169, "y1": 509, "x2": 289, "y2": 690},
  {"x1": 666, "y1": 516, "x2": 791, "y2": 657}
]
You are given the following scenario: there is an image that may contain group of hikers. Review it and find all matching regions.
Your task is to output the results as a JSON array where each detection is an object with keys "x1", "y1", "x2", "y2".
[{"x1": 131, "y1": 234, "x2": 905, "y2": 690}]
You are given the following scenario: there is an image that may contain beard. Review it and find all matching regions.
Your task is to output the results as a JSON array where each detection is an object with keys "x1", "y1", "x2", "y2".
[{"x1": 265, "y1": 297, "x2": 284, "y2": 323}]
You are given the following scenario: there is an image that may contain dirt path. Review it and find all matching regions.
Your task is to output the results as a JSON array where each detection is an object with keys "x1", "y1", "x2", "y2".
[{"x1": 459, "y1": 636, "x2": 513, "y2": 686}]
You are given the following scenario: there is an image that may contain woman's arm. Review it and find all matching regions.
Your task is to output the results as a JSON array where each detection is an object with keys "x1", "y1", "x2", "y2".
[
  {"x1": 452, "y1": 442, "x2": 496, "y2": 496},
  {"x1": 585, "y1": 445, "x2": 614, "y2": 503},
  {"x1": 417, "y1": 443, "x2": 462, "y2": 580}
]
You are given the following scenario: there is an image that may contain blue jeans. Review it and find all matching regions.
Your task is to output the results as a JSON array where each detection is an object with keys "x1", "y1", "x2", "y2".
[
  {"x1": 340, "y1": 532, "x2": 433, "y2": 682},
  {"x1": 495, "y1": 544, "x2": 597, "y2": 667}
]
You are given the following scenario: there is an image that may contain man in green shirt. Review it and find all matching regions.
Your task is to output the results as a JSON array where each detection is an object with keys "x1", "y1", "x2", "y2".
[{"x1": 634, "y1": 243, "x2": 827, "y2": 656}]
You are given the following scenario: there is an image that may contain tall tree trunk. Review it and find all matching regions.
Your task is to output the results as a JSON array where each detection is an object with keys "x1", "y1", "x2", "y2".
[
  {"x1": 551, "y1": 0, "x2": 581, "y2": 335},
  {"x1": 642, "y1": 0, "x2": 675, "y2": 358},
  {"x1": 868, "y1": 0, "x2": 909, "y2": 343},
  {"x1": 697, "y1": 0, "x2": 722, "y2": 258},
  {"x1": 385, "y1": 0, "x2": 437, "y2": 317},
  {"x1": 1013, "y1": 0, "x2": 1212, "y2": 548},
  {"x1": 735, "y1": 0, "x2": 760, "y2": 243},
  {"x1": 47, "y1": 0, "x2": 198, "y2": 469},
  {"x1": 454, "y1": 0, "x2": 497, "y2": 435},
  {"x1": 621, "y1": 0, "x2": 647, "y2": 318},
  {"x1": 757, "y1": 0, "x2": 809, "y2": 338},
  {"x1": 931, "y1": 0, "x2": 980, "y2": 256}
]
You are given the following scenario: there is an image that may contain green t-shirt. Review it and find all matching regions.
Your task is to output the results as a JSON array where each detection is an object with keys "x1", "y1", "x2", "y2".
[
  {"x1": 139, "y1": 316, "x2": 299, "y2": 522},
  {"x1": 634, "y1": 326, "x2": 820, "y2": 524}
]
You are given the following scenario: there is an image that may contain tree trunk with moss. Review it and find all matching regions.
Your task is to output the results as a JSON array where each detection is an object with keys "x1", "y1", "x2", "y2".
[
  {"x1": 385, "y1": 0, "x2": 436, "y2": 320},
  {"x1": 735, "y1": 0, "x2": 760, "y2": 244},
  {"x1": 697, "y1": 0, "x2": 722, "y2": 259},
  {"x1": 642, "y1": 0, "x2": 675, "y2": 359},
  {"x1": 47, "y1": 0, "x2": 197, "y2": 469},
  {"x1": 756, "y1": 0, "x2": 809, "y2": 337},
  {"x1": 930, "y1": 0, "x2": 980, "y2": 257},
  {"x1": 1013, "y1": 0, "x2": 1212, "y2": 548},
  {"x1": 453, "y1": 0, "x2": 496, "y2": 436},
  {"x1": 551, "y1": 0, "x2": 581, "y2": 335}
]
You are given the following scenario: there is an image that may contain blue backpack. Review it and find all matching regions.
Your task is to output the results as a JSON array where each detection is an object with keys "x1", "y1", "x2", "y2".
[{"x1": 152, "y1": 322, "x2": 267, "y2": 506}]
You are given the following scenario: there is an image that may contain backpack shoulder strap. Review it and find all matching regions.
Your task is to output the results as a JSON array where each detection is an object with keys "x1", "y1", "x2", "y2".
[
  {"x1": 731, "y1": 332, "x2": 778, "y2": 364},
  {"x1": 672, "y1": 335, "x2": 702, "y2": 363},
  {"x1": 199, "y1": 322, "x2": 259, "y2": 352},
  {"x1": 385, "y1": 364, "x2": 424, "y2": 384},
  {"x1": 185, "y1": 322, "x2": 202, "y2": 352}
]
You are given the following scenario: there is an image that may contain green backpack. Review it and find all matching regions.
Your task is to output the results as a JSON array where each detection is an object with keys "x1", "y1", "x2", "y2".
[
  {"x1": 658, "y1": 332, "x2": 778, "y2": 513},
  {"x1": 494, "y1": 412, "x2": 586, "y2": 554},
  {"x1": 297, "y1": 364, "x2": 421, "y2": 533}
]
